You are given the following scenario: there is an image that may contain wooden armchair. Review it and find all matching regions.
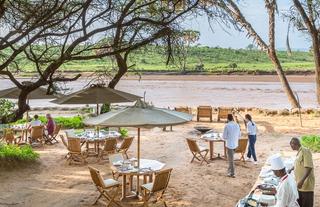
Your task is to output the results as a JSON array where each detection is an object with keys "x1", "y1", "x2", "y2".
[
  {"x1": 30, "y1": 126, "x2": 45, "y2": 145},
  {"x1": 186, "y1": 138, "x2": 209, "y2": 165},
  {"x1": 88, "y1": 166, "x2": 122, "y2": 207},
  {"x1": 98, "y1": 138, "x2": 117, "y2": 162},
  {"x1": 67, "y1": 137, "x2": 87, "y2": 165},
  {"x1": 175, "y1": 107, "x2": 192, "y2": 114},
  {"x1": 116, "y1": 137, "x2": 134, "y2": 159},
  {"x1": 60, "y1": 135, "x2": 70, "y2": 158},
  {"x1": 3, "y1": 129, "x2": 16, "y2": 144},
  {"x1": 234, "y1": 138, "x2": 248, "y2": 162},
  {"x1": 46, "y1": 125, "x2": 61, "y2": 144},
  {"x1": 217, "y1": 107, "x2": 233, "y2": 122},
  {"x1": 141, "y1": 168, "x2": 173, "y2": 207},
  {"x1": 197, "y1": 106, "x2": 212, "y2": 122}
]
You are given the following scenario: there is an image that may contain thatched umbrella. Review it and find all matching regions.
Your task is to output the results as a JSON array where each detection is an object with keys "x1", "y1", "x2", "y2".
[
  {"x1": 51, "y1": 84, "x2": 141, "y2": 115},
  {"x1": 84, "y1": 100, "x2": 193, "y2": 167}
]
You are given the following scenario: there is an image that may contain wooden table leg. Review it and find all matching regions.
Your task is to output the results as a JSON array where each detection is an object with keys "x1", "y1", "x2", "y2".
[
  {"x1": 143, "y1": 175, "x2": 148, "y2": 184},
  {"x1": 210, "y1": 141, "x2": 214, "y2": 160},
  {"x1": 121, "y1": 174, "x2": 127, "y2": 200},
  {"x1": 129, "y1": 175, "x2": 133, "y2": 192},
  {"x1": 136, "y1": 175, "x2": 140, "y2": 196}
]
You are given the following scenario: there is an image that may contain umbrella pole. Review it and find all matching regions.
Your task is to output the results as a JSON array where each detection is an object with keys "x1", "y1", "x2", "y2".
[
  {"x1": 137, "y1": 128, "x2": 140, "y2": 167},
  {"x1": 26, "y1": 99, "x2": 30, "y2": 122},
  {"x1": 96, "y1": 104, "x2": 99, "y2": 115},
  {"x1": 136, "y1": 127, "x2": 141, "y2": 197}
]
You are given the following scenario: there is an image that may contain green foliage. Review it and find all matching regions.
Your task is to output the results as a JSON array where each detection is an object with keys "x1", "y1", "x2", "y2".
[
  {"x1": 0, "y1": 144, "x2": 39, "y2": 162},
  {"x1": 228, "y1": 63, "x2": 238, "y2": 69},
  {"x1": 301, "y1": 135, "x2": 320, "y2": 152},
  {"x1": 54, "y1": 116, "x2": 84, "y2": 129},
  {"x1": 119, "y1": 128, "x2": 129, "y2": 137},
  {"x1": 14, "y1": 116, "x2": 84, "y2": 129},
  {"x1": 100, "y1": 103, "x2": 111, "y2": 114},
  {"x1": 0, "y1": 99, "x2": 15, "y2": 124},
  {"x1": 11, "y1": 46, "x2": 315, "y2": 73}
]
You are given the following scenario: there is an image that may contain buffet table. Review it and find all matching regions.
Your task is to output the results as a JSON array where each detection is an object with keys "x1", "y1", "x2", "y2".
[{"x1": 236, "y1": 153, "x2": 295, "y2": 207}]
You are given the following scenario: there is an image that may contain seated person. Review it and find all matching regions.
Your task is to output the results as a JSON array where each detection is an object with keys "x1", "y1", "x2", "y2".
[
  {"x1": 45, "y1": 114, "x2": 55, "y2": 136},
  {"x1": 28, "y1": 114, "x2": 42, "y2": 130}
]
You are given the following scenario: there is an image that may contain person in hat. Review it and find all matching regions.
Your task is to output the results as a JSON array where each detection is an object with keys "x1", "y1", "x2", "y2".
[
  {"x1": 289, "y1": 137, "x2": 314, "y2": 207},
  {"x1": 223, "y1": 114, "x2": 241, "y2": 178},
  {"x1": 269, "y1": 154, "x2": 299, "y2": 207}
]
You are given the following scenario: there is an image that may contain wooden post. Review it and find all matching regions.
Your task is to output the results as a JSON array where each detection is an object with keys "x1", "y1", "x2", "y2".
[{"x1": 137, "y1": 128, "x2": 140, "y2": 167}]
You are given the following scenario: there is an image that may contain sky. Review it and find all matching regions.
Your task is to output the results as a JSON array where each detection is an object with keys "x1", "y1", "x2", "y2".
[{"x1": 185, "y1": 1, "x2": 310, "y2": 50}]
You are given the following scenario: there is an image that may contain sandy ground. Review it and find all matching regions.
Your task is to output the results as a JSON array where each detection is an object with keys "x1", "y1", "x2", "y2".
[{"x1": 0, "y1": 112, "x2": 319, "y2": 207}]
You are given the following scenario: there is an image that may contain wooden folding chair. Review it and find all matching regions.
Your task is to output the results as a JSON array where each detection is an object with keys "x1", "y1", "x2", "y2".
[
  {"x1": 30, "y1": 126, "x2": 45, "y2": 146},
  {"x1": 67, "y1": 137, "x2": 87, "y2": 165},
  {"x1": 186, "y1": 138, "x2": 209, "y2": 165},
  {"x1": 88, "y1": 166, "x2": 122, "y2": 207},
  {"x1": 234, "y1": 138, "x2": 248, "y2": 162},
  {"x1": 3, "y1": 129, "x2": 16, "y2": 144},
  {"x1": 175, "y1": 106, "x2": 192, "y2": 114},
  {"x1": 109, "y1": 153, "x2": 124, "y2": 180},
  {"x1": 60, "y1": 135, "x2": 70, "y2": 159},
  {"x1": 197, "y1": 106, "x2": 212, "y2": 122},
  {"x1": 98, "y1": 138, "x2": 117, "y2": 162},
  {"x1": 46, "y1": 125, "x2": 61, "y2": 144},
  {"x1": 141, "y1": 168, "x2": 173, "y2": 207},
  {"x1": 116, "y1": 137, "x2": 134, "y2": 159},
  {"x1": 217, "y1": 107, "x2": 233, "y2": 122}
]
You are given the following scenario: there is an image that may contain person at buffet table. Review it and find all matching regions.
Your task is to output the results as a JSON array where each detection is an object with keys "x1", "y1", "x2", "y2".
[
  {"x1": 289, "y1": 137, "x2": 314, "y2": 207},
  {"x1": 269, "y1": 154, "x2": 299, "y2": 207},
  {"x1": 245, "y1": 114, "x2": 258, "y2": 164},
  {"x1": 223, "y1": 114, "x2": 241, "y2": 178},
  {"x1": 45, "y1": 114, "x2": 55, "y2": 136},
  {"x1": 28, "y1": 114, "x2": 42, "y2": 129}
]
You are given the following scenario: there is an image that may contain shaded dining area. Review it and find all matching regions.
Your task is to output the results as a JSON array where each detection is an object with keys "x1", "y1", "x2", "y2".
[{"x1": 80, "y1": 99, "x2": 192, "y2": 206}]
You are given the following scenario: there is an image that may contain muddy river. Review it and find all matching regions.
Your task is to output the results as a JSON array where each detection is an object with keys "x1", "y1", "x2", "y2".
[{"x1": 0, "y1": 75, "x2": 317, "y2": 109}]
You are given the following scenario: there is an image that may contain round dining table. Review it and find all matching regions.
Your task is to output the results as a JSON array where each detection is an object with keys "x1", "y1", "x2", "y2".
[
  {"x1": 200, "y1": 131, "x2": 227, "y2": 160},
  {"x1": 74, "y1": 130, "x2": 121, "y2": 155},
  {"x1": 111, "y1": 158, "x2": 165, "y2": 200}
]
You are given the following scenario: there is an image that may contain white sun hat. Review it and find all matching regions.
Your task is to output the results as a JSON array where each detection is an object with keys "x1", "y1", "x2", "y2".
[{"x1": 268, "y1": 154, "x2": 285, "y2": 170}]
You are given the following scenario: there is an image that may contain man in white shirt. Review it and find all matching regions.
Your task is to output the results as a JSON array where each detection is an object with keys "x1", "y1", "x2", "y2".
[
  {"x1": 269, "y1": 154, "x2": 300, "y2": 207},
  {"x1": 223, "y1": 114, "x2": 241, "y2": 178},
  {"x1": 28, "y1": 114, "x2": 42, "y2": 129}
]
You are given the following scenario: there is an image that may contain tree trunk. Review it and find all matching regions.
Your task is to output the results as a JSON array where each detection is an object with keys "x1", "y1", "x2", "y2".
[
  {"x1": 266, "y1": 0, "x2": 300, "y2": 108},
  {"x1": 14, "y1": 89, "x2": 30, "y2": 121},
  {"x1": 108, "y1": 54, "x2": 128, "y2": 89},
  {"x1": 311, "y1": 34, "x2": 320, "y2": 104},
  {"x1": 268, "y1": 49, "x2": 300, "y2": 108}
]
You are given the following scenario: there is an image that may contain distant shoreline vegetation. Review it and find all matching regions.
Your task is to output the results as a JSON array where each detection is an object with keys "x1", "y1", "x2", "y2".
[{"x1": 13, "y1": 46, "x2": 315, "y2": 74}]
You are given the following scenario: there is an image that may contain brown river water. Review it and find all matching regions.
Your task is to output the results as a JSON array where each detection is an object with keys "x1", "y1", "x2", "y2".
[{"x1": 0, "y1": 75, "x2": 318, "y2": 109}]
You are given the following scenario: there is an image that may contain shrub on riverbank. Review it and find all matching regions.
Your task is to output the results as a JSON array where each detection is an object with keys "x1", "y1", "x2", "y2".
[
  {"x1": 0, "y1": 144, "x2": 39, "y2": 168},
  {"x1": 301, "y1": 135, "x2": 320, "y2": 152}
]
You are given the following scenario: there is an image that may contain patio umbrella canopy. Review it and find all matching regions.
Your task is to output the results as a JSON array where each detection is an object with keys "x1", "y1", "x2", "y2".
[
  {"x1": 0, "y1": 86, "x2": 63, "y2": 120},
  {"x1": 0, "y1": 86, "x2": 62, "y2": 99},
  {"x1": 84, "y1": 100, "x2": 193, "y2": 166},
  {"x1": 51, "y1": 84, "x2": 141, "y2": 105},
  {"x1": 51, "y1": 84, "x2": 141, "y2": 115}
]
